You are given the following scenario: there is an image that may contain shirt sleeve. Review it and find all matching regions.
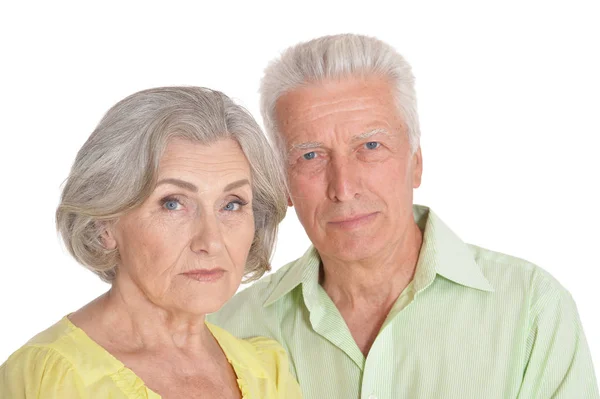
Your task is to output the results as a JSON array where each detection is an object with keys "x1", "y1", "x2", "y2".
[
  {"x1": 0, "y1": 345, "x2": 88, "y2": 399},
  {"x1": 247, "y1": 337, "x2": 303, "y2": 399},
  {"x1": 517, "y1": 280, "x2": 599, "y2": 398}
]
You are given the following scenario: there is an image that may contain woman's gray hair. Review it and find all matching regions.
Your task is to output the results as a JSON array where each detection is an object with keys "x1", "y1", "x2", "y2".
[
  {"x1": 56, "y1": 87, "x2": 287, "y2": 283},
  {"x1": 260, "y1": 33, "x2": 420, "y2": 162}
]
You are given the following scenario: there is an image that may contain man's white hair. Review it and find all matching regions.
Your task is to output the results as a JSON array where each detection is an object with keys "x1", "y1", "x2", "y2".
[{"x1": 260, "y1": 33, "x2": 421, "y2": 163}]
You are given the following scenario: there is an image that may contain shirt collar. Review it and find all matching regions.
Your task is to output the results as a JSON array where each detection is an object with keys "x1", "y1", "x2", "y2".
[
  {"x1": 412, "y1": 205, "x2": 494, "y2": 293},
  {"x1": 263, "y1": 246, "x2": 321, "y2": 307},
  {"x1": 263, "y1": 205, "x2": 493, "y2": 307}
]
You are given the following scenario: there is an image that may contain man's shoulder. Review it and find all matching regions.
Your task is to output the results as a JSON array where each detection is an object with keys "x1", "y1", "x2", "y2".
[
  {"x1": 467, "y1": 243, "x2": 569, "y2": 299},
  {"x1": 468, "y1": 243, "x2": 537, "y2": 270}
]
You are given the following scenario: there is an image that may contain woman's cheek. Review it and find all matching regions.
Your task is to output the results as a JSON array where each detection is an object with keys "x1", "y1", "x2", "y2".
[{"x1": 228, "y1": 215, "x2": 255, "y2": 264}]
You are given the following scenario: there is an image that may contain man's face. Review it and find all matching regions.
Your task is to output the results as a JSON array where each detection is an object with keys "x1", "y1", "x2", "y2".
[{"x1": 275, "y1": 75, "x2": 422, "y2": 262}]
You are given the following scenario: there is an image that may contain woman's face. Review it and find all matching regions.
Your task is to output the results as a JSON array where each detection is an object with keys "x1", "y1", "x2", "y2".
[{"x1": 106, "y1": 137, "x2": 255, "y2": 315}]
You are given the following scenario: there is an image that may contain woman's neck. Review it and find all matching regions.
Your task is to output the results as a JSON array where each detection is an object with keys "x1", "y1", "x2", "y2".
[{"x1": 69, "y1": 274, "x2": 216, "y2": 358}]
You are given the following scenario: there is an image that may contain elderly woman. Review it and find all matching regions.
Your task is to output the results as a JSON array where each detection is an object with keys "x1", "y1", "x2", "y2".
[{"x1": 0, "y1": 87, "x2": 301, "y2": 398}]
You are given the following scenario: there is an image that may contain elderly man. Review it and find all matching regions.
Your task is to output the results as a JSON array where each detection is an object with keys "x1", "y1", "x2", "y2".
[{"x1": 209, "y1": 34, "x2": 599, "y2": 398}]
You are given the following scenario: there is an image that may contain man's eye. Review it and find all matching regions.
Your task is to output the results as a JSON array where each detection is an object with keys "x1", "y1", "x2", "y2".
[
  {"x1": 302, "y1": 151, "x2": 317, "y2": 160},
  {"x1": 162, "y1": 199, "x2": 182, "y2": 211},
  {"x1": 364, "y1": 141, "x2": 380, "y2": 150}
]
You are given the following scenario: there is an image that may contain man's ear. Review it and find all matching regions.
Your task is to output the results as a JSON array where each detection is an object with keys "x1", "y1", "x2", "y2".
[
  {"x1": 97, "y1": 222, "x2": 117, "y2": 250},
  {"x1": 412, "y1": 147, "x2": 423, "y2": 188},
  {"x1": 287, "y1": 196, "x2": 294, "y2": 207}
]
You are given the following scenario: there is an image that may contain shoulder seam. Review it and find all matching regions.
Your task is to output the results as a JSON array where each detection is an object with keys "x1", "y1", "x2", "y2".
[{"x1": 6, "y1": 344, "x2": 82, "y2": 377}]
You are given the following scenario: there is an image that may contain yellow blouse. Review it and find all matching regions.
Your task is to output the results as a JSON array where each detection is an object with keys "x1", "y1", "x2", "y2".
[{"x1": 0, "y1": 317, "x2": 301, "y2": 399}]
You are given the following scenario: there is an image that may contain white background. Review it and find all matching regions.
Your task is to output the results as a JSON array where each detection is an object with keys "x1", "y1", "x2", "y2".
[{"x1": 1, "y1": 0, "x2": 598, "y2": 378}]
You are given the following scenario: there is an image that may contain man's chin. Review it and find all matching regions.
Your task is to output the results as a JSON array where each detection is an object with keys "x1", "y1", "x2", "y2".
[{"x1": 319, "y1": 236, "x2": 384, "y2": 263}]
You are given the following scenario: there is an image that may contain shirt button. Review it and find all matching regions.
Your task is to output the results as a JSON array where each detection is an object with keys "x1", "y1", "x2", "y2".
[{"x1": 368, "y1": 395, "x2": 377, "y2": 399}]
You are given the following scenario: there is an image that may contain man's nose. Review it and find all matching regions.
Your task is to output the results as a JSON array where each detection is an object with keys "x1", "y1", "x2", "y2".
[{"x1": 326, "y1": 156, "x2": 361, "y2": 202}]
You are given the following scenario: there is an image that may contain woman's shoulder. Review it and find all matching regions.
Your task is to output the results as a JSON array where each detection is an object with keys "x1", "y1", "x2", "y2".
[
  {"x1": 243, "y1": 336, "x2": 289, "y2": 369},
  {"x1": 1, "y1": 316, "x2": 132, "y2": 398},
  {"x1": 206, "y1": 322, "x2": 288, "y2": 367},
  {"x1": 1, "y1": 338, "x2": 78, "y2": 382},
  {"x1": 24, "y1": 315, "x2": 76, "y2": 344},
  {"x1": 206, "y1": 322, "x2": 301, "y2": 399},
  {"x1": 10, "y1": 316, "x2": 96, "y2": 366},
  {"x1": 4, "y1": 317, "x2": 77, "y2": 364},
  {"x1": 0, "y1": 318, "x2": 87, "y2": 397}
]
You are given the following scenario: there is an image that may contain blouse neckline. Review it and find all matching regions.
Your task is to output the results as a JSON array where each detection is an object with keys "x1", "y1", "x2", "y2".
[{"x1": 61, "y1": 316, "x2": 248, "y2": 398}]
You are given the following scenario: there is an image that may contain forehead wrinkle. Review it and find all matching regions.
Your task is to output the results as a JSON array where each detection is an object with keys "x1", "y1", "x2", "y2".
[
  {"x1": 279, "y1": 84, "x2": 401, "y2": 155},
  {"x1": 158, "y1": 158, "x2": 251, "y2": 192},
  {"x1": 287, "y1": 100, "x2": 386, "y2": 127}
]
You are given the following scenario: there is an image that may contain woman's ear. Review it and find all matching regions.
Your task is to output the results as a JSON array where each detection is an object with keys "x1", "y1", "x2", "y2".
[{"x1": 98, "y1": 222, "x2": 117, "y2": 250}]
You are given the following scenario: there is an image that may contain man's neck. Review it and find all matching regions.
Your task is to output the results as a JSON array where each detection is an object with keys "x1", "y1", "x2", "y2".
[{"x1": 319, "y1": 220, "x2": 423, "y2": 355}]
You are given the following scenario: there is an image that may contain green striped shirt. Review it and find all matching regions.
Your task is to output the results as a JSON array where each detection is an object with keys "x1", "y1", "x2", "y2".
[{"x1": 209, "y1": 205, "x2": 599, "y2": 398}]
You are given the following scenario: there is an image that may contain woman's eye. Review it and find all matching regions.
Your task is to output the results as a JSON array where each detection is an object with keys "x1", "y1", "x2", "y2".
[
  {"x1": 224, "y1": 201, "x2": 243, "y2": 211},
  {"x1": 302, "y1": 151, "x2": 317, "y2": 160},
  {"x1": 364, "y1": 141, "x2": 380, "y2": 150},
  {"x1": 162, "y1": 199, "x2": 182, "y2": 211}
]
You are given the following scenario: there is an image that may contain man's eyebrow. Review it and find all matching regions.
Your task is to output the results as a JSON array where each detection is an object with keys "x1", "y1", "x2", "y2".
[
  {"x1": 351, "y1": 128, "x2": 390, "y2": 142},
  {"x1": 223, "y1": 179, "x2": 250, "y2": 192},
  {"x1": 286, "y1": 129, "x2": 390, "y2": 154},
  {"x1": 288, "y1": 141, "x2": 324, "y2": 154},
  {"x1": 156, "y1": 178, "x2": 198, "y2": 192}
]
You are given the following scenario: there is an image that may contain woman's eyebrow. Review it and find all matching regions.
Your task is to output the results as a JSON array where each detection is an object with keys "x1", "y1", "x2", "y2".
[
  {"x1": 156, "y1": 178, "x2": 198, "y2": 192},
  {"x1": 223, "y1": 179, "x2": 250, "y2": 192}
]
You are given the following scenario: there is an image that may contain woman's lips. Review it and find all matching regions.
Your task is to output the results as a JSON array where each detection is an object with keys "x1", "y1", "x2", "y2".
[{"x1": 182, "y1": 268, "x2": 225, "y2": 282}]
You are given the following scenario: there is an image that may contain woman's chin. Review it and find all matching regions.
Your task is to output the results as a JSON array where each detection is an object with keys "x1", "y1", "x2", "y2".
[
  {"x1": 167, "y1": 274, "x2": 239, "y2": 315},
  {"x1": 174, "y1": 289, "x2": 236, "y2": 316}
]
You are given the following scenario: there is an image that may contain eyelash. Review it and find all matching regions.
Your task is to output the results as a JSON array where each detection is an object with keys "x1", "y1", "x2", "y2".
[
  {"x1": 160, "y1": 196, "x2": 183, "y2": 211},
  {"x1": 299, "y1": 151, "x2": 317, "y2": 162},
  {"x1": 364, "y1": 141, "x2": 381, "y2": 150},
  {"x1": 224, "y1": 198, "x2": 249, "y2": 212},
  {"x1": 159, "y1": 196, "x2": 249, "y2": 212},
  {"x1": 297, "y1": 142, "x2": 381, "y2": 162}
]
